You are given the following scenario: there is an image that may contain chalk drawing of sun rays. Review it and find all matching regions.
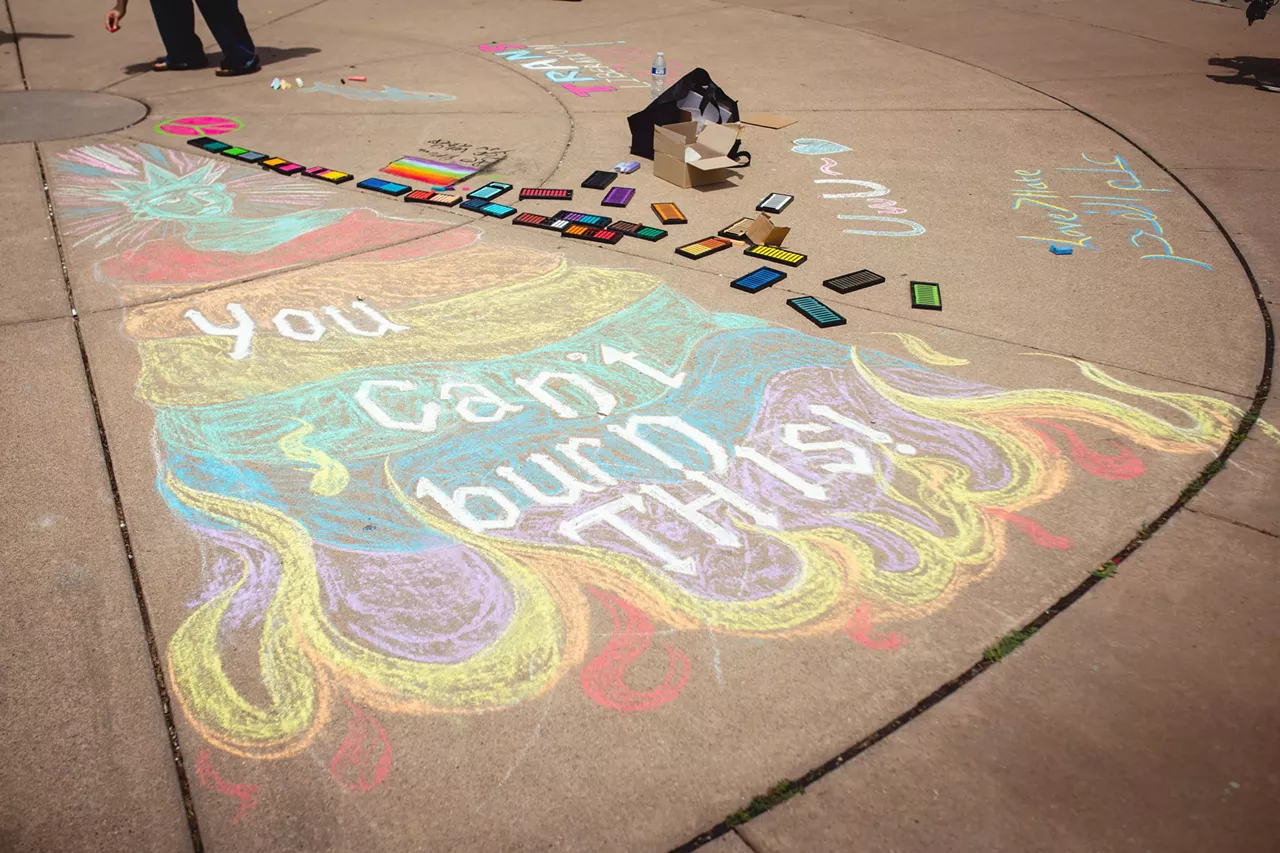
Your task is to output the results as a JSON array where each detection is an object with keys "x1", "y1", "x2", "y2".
[{"x1": 300, "y1": 83, "x2": 456, "y2": 102}]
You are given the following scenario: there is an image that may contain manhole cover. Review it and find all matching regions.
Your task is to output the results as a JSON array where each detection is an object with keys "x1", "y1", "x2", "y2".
[{"x1": 0, "y1": 90, "x2": 148, "y2": 143}]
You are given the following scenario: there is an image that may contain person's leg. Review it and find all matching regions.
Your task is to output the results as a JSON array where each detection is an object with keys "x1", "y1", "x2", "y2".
[
  {"x1": 148, "y1": 0, "x2": 207, "y2": 66},
  {"x1": 193, "y1": 0, "x2": 258, "y2": 70}
]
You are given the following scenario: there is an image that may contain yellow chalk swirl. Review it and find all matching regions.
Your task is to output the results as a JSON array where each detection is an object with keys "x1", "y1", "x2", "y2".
[
  {"x1": 278, "y1": 421, "x2": 349, "y2": 496},
  {"x1": 873, "y1": 332, "x2": 970, "y2": 366},
  {"x1": 165, "y1": 472, "x2": 575, "y2": 759},
  {"x1": 160, "y1": 328, "x2": 1273, "y2": 760}
]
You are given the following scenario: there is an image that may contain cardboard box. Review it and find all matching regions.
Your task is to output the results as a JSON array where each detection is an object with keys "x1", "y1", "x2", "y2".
[
  {"x1": 745, "y1": 213, "x2": 789, "y2": 246},
  {"x1": 653, "y1": 120, "x2": 744, "y2": 189},
  {"x1": 719, "y1": 213, "x2": 790, "y2": 246}
]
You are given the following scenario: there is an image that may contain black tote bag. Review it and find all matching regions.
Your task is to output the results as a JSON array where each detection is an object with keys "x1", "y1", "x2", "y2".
[{"x1": 626, "y1": 68, "x2": 750, "y2": 165}]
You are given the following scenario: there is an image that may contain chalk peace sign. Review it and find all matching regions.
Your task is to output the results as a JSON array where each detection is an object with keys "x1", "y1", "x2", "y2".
[{"x1": 156, "y1": 116, "x2": 242, "y2": 137}]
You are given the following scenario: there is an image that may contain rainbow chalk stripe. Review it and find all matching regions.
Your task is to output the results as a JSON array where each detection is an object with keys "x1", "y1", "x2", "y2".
[{"x1": 381, "y1": 156, "x2": 478, "y2": 188}]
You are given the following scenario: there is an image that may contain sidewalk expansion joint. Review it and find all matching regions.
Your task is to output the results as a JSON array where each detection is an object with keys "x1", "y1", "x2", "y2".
[
  {"x1": 3, "y1": 0, "x2": 28, "y2": 89},
  {"x1": 8, "y1": 2, "x2": 199, "y2": 846},
  {"x1": 1185, "y1": 506, "x2": 1280, "y2": 540},
  {"x1": 33, "y1": 142, "x2": 206, "y2": 853}
]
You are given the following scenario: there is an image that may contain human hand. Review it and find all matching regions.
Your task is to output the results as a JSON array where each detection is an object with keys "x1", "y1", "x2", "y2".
[{"x1": 105, "y1": 6, "x2": 125, "y2": 32}]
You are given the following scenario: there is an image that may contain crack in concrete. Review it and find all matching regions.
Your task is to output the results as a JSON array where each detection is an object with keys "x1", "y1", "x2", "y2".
[
  {"x1": 6, "y1": 0, "x2": 205, "y2": 846},
  {"x1": 1185, "y1": 506, "x2": 1279, "y2": 539},
  {"x1": 35, "y1": 143, "x2": 206, "y2": 853}
]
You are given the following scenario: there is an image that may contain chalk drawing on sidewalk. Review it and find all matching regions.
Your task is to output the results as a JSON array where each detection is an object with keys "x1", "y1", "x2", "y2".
[
  {"x1": 419, "y1": 138, "x2": 510, "y2": 171},
  {"x1": 195, "y1": 749, "x2": 258, "y2": 824},
  {"x1": 329, "y1": 702, "x2": 393, "y2": 793},
  {"x1": 45, "y1": 144, "x2": 1279, "y2": 783},
  {"x1": 791, "y1": 138, "x2": 851, "y2": 156},
  {"x1": 131, "y1": 251, "x2": 1260, "y2": 764},
  {"x1": 300, "y1": 82, "x2": 456, "y2": 102},
  {"x1": 49, "y1": 144, "x2": 441, "y2": 292},
  {"x1": 793, "y1": 141, "x2": 925, "y2": 237},
  {"x1": 477, "y1": 41, "x2": 680, "y2": 97},
  {"x1": 1009, "y1": 154, "x2": 1212, "y2": 268},
  {"x1": 155, "y1": 115, "x2": 241, "y2": 136}
]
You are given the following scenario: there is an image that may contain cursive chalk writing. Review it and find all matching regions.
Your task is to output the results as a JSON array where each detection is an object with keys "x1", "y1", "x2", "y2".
[
  {"x1": 1058, "y1": 153, "x2": 1172, "y2": 194},
  {"x1": 1010, "y1": 169, "x2": 1097, "y2": 250},
  {"x1": 1009, "y1": 155, "x2": 1211, "y2": 269}
]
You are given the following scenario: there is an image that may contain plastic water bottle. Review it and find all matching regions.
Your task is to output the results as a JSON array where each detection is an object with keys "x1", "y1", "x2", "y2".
[{"x1": 650, "y1": 52, "x2": 667, "y2": 98}]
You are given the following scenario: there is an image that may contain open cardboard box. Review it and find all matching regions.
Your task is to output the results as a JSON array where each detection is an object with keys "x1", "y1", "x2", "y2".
[
  {"x1": 719, "y1": 213, "x2": 790, "y2": 246},
  {"x1": 745, "y1": 213, "x2": 789, "y2": 246},
  {"x1": 653, "y1": 120, "x2": 744, "y2": 189}
]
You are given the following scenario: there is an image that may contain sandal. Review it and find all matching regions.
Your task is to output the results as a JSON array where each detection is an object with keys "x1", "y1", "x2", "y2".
[
  {"x1": 152, "y1": 56, "x2": 209, "y2": 71},
  {"x1": 215, "y1": 57, "x2": 261, "y2": 77}
]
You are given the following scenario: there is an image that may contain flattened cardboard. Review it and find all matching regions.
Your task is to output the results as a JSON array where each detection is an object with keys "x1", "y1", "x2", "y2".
[{"x1": 652, "y1": 120, "x2": 744, "y2": 189}]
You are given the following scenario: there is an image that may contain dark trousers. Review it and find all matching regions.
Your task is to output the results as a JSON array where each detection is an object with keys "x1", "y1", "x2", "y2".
[{"x1": 149, "y1": 0, "x2": 257, "y2": 69}]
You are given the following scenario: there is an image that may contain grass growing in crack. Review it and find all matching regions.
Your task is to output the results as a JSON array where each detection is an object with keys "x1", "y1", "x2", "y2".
[
  {"x1": 725, "y1": 780, "x2": 804, "y2": 826},
  {"x1": 1176, "y1": 418, "x2": 1255, "y2": 501},
  {"x1": 1090, "y1": 561, "x2": 1117, "y2": 579},
  {"x1": 983, "y1": 627, "x2": 1039, "y2": 662}
]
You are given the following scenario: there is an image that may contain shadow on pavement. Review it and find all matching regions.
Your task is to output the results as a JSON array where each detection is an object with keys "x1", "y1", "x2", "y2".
[
  {"x1": 255, "y1": 45, "x2": 321, "y2": 66},
  {"x1": 1207, "y1": 55, "x2": 1280, "y2": 86},
  {"x1": 0, "y1": 31, "x2": 73, "y2": 45},
  {"x1": 119, "y1": 45, "x2": 320, "y2": 76}
]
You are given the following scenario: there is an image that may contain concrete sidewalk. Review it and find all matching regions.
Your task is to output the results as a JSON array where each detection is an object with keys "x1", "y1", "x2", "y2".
[{"x1": 0, "y1": 0, "x2": 1275, "y2": 850}]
